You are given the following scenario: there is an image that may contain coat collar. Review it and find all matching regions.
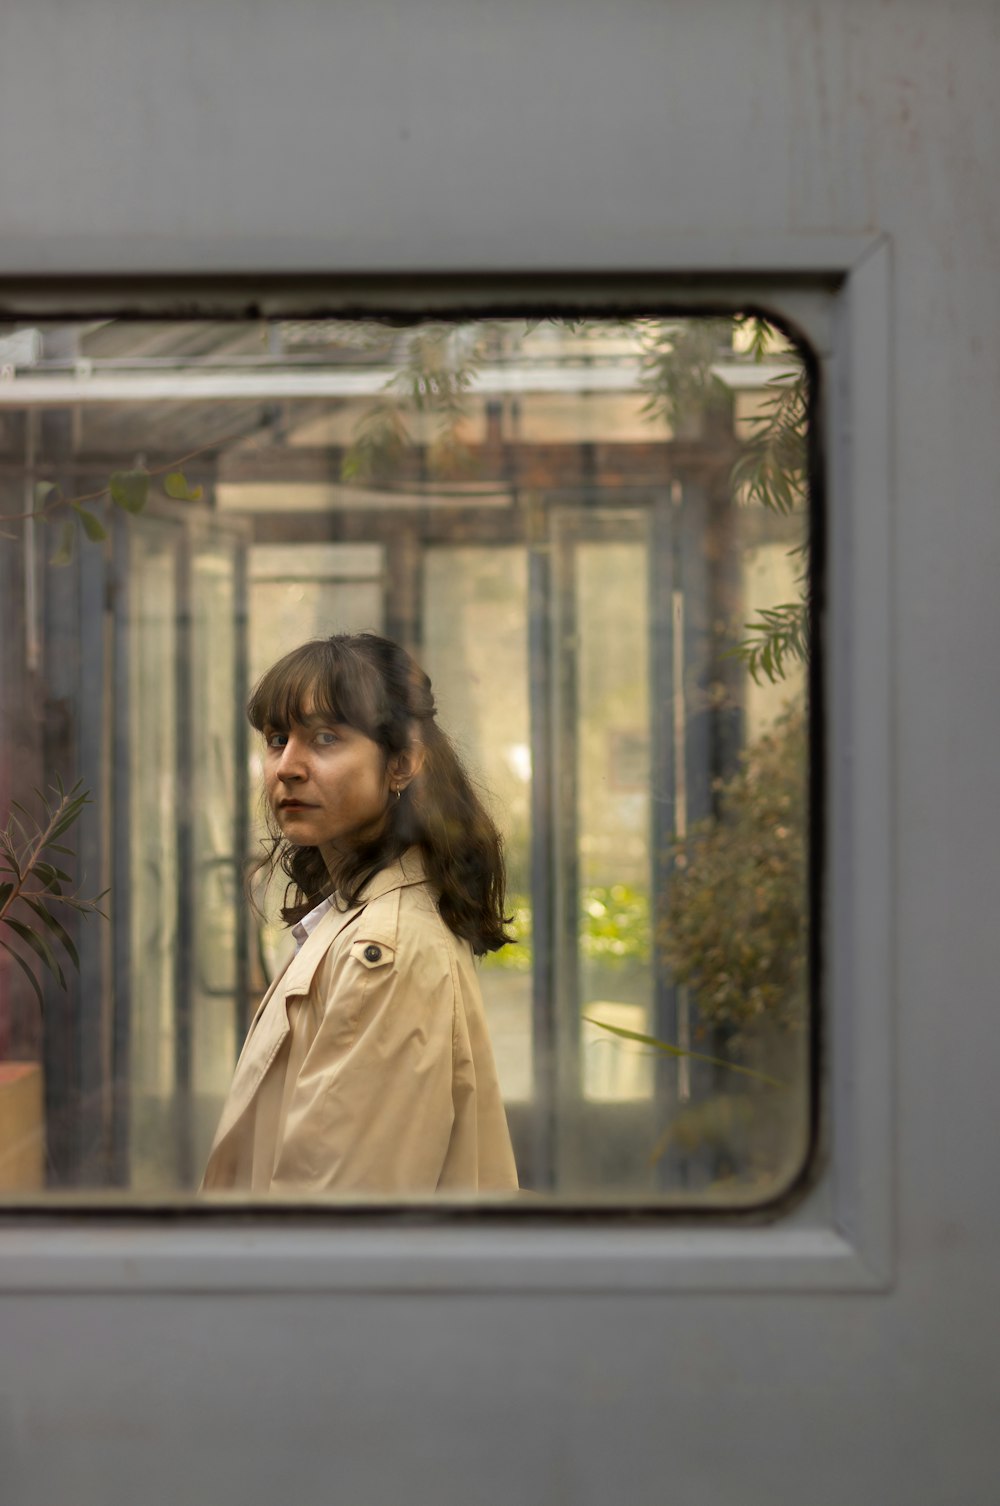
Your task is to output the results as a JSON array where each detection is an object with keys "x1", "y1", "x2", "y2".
[
  {"x1": 274, "y1": 846, "x2": 428, "y2": 1002},
  {"x1": 246, "y1": 847, "x2": 429, "y2": 1035}
]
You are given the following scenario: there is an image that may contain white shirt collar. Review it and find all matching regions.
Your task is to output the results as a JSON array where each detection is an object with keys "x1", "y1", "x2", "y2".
[
  {"x1": 288, "y1": 850, "x2": 431, "y2": 952},
  {"x1": 291, "y1": 894, "x2": 336, "y2": 952}
]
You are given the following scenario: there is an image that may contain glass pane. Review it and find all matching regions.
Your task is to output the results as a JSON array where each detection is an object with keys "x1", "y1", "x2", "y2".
[
  {"x1": 190, "y1": 543, "x2": 240, "y2": 1168},
  {"x1": 249, "y1": 580, "x2": 384, "y2": 688},
  {"x1": 575, "y1": 536, "x2": 653, "y2": 1105},
  {"x1": 250, "y1": 544, "x2": 383, "y2": 581},
  {"x1": 128, "y1": 519, "x2": 180, "y2": 1190},
  {"x1": 0, "y1": 310, "x2": 812, "y2": 1206},
  {"x1": 423, "y1": 546, "x2": 532, "y2": 1102}
]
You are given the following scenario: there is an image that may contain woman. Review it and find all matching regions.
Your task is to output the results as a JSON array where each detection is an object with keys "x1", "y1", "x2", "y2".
[{"x1": 202, "y1": 633, "x2": 519, "y2": 1196}]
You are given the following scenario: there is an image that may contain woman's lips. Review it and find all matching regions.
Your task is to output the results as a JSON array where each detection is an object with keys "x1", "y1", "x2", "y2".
[{"x1": 279, "y1": 800, "x2": 317, "y2": 810}]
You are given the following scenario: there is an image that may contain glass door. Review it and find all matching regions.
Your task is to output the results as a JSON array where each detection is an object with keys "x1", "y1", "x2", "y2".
[
  {"x1": 549, "y1": 506, "x2": 665, "y2": 1194},
  {"x1": 116, "y1": 511, "x2": 248, "y2": 1190}
]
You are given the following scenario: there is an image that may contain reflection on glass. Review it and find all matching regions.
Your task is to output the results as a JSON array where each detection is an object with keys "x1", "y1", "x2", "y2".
[{"x1": 0, "y1": 311, "x2": 811, "y2": 1204}]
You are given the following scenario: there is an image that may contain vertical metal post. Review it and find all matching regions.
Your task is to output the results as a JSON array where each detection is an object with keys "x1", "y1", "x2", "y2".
[
  {"x1": 675, "y1": 476, "x2": 722, "y2": 1186},
  {"x1": 384, "y1": 523, "x2": 422, "y2": 655},
  {"x1": 649, "y1": 484, "x2": 680, "y2": 1175},
  {"x1": 547, "y1": 509, "x2": 581, "y2": 1192},
  {"x1": 22, "y1": 410, "x2": 40, "y2": 675},
  {"x1": 174, "y1": 529, "x2": 194, "y2": 1185},
  {"x1": 109, "y1": 513, "x2": 133, "y2": 1185},
  {"x1": 232, "y1": 537, "x2": 251, "y2": 1040},
  {"x1": 74, "y1": 490, "x2": 111, "y2": 1183},
  {"x1": 527, "y1": 502, "x2": 557, "y2": 1191},
  {"x1": 39, "y1": 400, "x2": 84, "y2": 1185}
]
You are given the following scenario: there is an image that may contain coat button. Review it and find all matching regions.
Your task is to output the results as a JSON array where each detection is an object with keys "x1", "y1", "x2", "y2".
[{"x1": 363, "y1": 944, "x2": 382, "y2": 963}]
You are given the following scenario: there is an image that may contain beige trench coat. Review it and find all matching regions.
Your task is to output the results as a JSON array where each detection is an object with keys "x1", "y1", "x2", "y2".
[{"x1": 201, "y1": 849, "x2": 519, "y2": 1196}]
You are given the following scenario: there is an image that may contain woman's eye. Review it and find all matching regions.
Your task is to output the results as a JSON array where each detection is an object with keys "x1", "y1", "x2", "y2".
[
  {"x1": 314, "y1": 731, "x2": 338, "y2": 746},
  {"x1": 266, "y1": 733, "x2": 287, "y2": 750}
]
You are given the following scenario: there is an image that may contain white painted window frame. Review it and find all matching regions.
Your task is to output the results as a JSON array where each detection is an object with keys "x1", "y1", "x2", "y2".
[{"x1": 0, "y1": 236, "x2": 892, "y2": 1294}]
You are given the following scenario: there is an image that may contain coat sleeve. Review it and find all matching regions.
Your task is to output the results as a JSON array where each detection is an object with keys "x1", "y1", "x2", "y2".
[{"x1": 269, "y1": 931, "x2": 458, "y2": 1194}]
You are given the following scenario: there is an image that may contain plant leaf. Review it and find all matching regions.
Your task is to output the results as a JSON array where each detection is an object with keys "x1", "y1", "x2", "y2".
[
  {"x1": 0, "y1": 938, "x2": 45, "y2": 1015},
  {"x1": 3, "y1": 917, "x2": 65, "y2": 989},
  {"x1": 0, "y1": 882, "x2": 13, "y2": 913},
  {"x1": 163, "y1": 470, "x2": 203, "y2": 502},
  {"x1": 22, "y1": 897, "x2": 80, "y2": 971},
  {"x1": 72, "y1": 503, "x2": 108, "y2": 542},
  {"x1": 49, "y1": 801, "x2": 89, "y2": 840},
  {"x1": 50, "y1": 517, "x2": 76, "y2": 567},
  {"x1": 6, "y1": 804, "x2": 33, "y2": 845},
  {"x1": 34, "y1": 480, "x2": 59, "y2": 512},
  {"x1": 582, "y1": 1016, "x2": 787, "y2": 1089},
  {"x1": 110, "y1": 469, "x2": 150, "y2": 514},
  {"x1": 0, "y1": 838, "x2": 22, "y2": 879}
]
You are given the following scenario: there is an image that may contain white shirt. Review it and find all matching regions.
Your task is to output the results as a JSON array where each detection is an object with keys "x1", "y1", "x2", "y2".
[{"x1": 291, "y1": 894, "x2": 336, "y2": 952}]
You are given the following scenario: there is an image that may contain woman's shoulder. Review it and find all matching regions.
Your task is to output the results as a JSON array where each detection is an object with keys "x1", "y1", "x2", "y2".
[{"x1": 394, "y1": 879, "x2": 468, "y2": 963}]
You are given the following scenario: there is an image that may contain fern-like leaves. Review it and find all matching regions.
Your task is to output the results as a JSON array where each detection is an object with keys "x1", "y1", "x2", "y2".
[{"x1": 0, "y1": 778, "x2": 107, "y2": 1017}]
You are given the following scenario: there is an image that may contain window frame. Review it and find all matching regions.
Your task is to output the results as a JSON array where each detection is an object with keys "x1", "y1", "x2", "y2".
[{"x1": 0, "y1": 240, "x2": 892, "y2": 1291}]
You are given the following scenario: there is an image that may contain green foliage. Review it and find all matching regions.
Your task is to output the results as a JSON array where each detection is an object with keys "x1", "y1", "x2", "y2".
[
  {"x1": 0, "y1": 779, "x2": 107, "y2": 1018},
  {"x1": 164, "y1": 471, "x2": 203, "y2": 502},
  {"x1": 729, "y1": 351, "x2": 810, "y2": 682},
  {"x1": 481, "y1": 884, "x2": 653, "y2": 973},
  {"x1": 480, "y1": 895, "x2": 533, "y2": 972},
  {"x1": 580, "y1": 884, "x2": 651, "y2": 966},
  {"x1": 71, "y1": 502, "x2": 108, "y2": 542},
  {"x1": 12, "y1": 462, "x2": 206, "y2": 567},
  {"x1": 731, "y1": 372, "x2": 808, "y2": 514},
  {"x1": 109, "y1": 469, "x2": 150, "y2": 514},
  {"x1": 340, "y1": 400, "x2": 411, "y2": 486},
  {"x1": 635, "y1": 317, "x2": 735, "y2": 434},
  {"x1": 738, "y1": 600, "x2": 809, "y2": 685},
  {"x1": 632, "y1": 312, "x2": 810, "y2": 681},
  {"x1": 586, "y1": 715, "x2": 808, "y2": 1182},
  {"x1": 341, "y1": 324, "x2": 483, "y2": 485},
  {"x1": 659, "y1": 707, "x2": 807, "y2": 1038},
  {"x1": 49, "y1": 517, "x2": 76, "y2": 567}
]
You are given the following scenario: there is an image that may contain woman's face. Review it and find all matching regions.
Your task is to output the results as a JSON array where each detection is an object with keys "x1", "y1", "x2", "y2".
[{"x1": 263, "y1": 702, "x2": 392, "y2": 862}]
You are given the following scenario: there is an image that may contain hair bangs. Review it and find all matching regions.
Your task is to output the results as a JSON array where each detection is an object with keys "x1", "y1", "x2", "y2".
[{"x1": 248, "y1": 640, "x2": 383, "y2": 737}]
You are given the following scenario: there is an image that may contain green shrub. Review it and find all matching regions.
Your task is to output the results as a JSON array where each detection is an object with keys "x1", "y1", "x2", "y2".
[{"x1": 659, "y1": 707, "x2": 807, "y2": 1040}]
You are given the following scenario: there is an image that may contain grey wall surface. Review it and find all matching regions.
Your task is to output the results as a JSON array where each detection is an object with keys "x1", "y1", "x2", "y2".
[{"x1": 1, "y1": 2, "x2": 999, "y2": 1503}]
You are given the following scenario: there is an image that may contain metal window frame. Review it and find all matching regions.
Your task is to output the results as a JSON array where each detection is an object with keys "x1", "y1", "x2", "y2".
[{"x1": 0, "y1": 238, "x2": 892, "y2": 1291}]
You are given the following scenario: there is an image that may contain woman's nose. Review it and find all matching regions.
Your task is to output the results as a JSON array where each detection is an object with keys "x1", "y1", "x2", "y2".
[{"x1": 276, "y1": 739, "x2": 306, "y2": 779}]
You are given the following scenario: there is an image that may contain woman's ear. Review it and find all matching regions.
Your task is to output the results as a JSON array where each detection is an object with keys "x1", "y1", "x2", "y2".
[{"x1": 388, "y1": 742, "x2": 426, "y2": 793}]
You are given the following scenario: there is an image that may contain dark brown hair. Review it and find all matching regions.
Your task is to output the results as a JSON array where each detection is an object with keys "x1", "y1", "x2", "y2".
[{"x1": 248, "y1": 633, "x2": 511, "y2": 955}]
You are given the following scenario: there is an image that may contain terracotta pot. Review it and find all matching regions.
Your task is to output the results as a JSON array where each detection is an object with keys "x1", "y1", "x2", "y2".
[{"x1": 0, "y1": 1062, "x2": 44, "y2": 1190}]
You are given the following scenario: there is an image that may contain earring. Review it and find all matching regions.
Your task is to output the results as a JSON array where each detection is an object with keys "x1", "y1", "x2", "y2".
[{"x1": 395, "y1": 787, "x2": 402, "y2": 800}]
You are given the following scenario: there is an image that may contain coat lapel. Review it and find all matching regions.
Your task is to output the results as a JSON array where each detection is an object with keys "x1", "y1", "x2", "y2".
[
  {"x1": 208, "y1": 899, "x2": 366, "y2": 1153},
  {"x1": 205, "y1": 851, "x2": 433, "y2": 1163}
]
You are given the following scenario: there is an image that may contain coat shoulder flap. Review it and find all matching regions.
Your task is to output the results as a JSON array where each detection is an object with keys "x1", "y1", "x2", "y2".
[
  {"x1": 348, "y1": 884, "x2": 402, "y2": 970},
  {"x1": 282, "y1": 883, "x2": 404, "y2": 996}
]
